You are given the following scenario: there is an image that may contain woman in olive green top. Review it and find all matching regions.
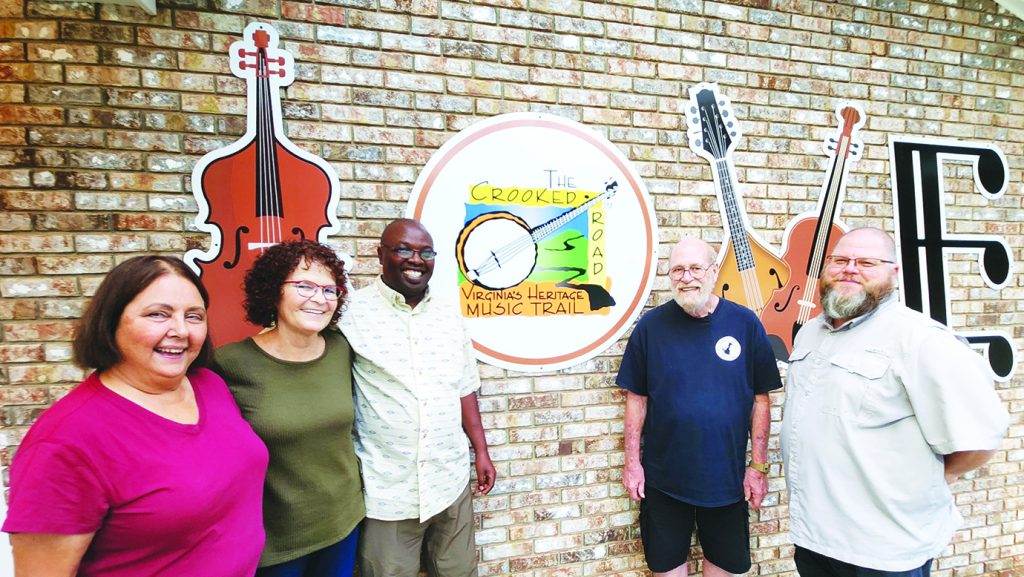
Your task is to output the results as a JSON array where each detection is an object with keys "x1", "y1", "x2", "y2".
[{"x1": 215, "y1": 240, "x2": 364, "y2": 577}]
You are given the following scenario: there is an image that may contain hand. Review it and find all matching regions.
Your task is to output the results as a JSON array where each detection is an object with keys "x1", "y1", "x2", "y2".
[
  {"x1": 623, "y1": 462, "x2": 645, "y2": 502},
  {"x1": 743, "y1": 467, "x2": 767, "y2": 510},
  {"x1": 474, "y1": 449, "x2": 496, "y2": 495}
]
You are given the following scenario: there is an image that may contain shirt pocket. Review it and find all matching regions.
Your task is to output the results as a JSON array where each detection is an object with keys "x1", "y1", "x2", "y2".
[{"x1": 823, "y1": 351, "x2": 890, "y2": 417}]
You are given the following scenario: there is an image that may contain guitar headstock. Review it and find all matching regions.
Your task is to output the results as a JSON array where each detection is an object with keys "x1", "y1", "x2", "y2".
[
  {"x1": 824, "y1": 101, "x2": 866, "y2": 161},
  {"x1": 686, "y1": 83, "x2": 741, "y2": 163},
  {"x1": 229, "y1": 22, "x2": 295, "y2": 88}
]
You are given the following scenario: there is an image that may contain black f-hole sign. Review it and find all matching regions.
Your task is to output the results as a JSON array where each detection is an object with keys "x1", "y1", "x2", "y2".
[{"x1": 889, "y1": 136, "x2": 1016, "y2": 381}]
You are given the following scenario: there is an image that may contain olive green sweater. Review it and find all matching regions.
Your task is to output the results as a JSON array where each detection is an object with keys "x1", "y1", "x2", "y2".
[{"x1": 215, "y1": 329, "x2": 364, "y2": 567}]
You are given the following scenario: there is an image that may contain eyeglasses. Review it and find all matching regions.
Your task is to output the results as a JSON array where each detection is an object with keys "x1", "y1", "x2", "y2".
[
  {"x1": 824, "y1": 256, "x2": 895, "y2": 270},
  {"x1": 669, "y1": 264, "x2": 712, "y2": 280},
  {"x1": 282, "y1": 280, "x2": 343, "y2": 301},
  {"x1": 382, "y1": 244, "x2": 437, "y2": 261}
]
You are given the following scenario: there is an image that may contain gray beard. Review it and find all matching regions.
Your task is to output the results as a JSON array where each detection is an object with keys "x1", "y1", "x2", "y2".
[
  {"x1": 821, "y1": 284, "x2": 889, "y2": 321},
  {"x1": 675, "y1": 287, "x2": 711, "y2": 315}
]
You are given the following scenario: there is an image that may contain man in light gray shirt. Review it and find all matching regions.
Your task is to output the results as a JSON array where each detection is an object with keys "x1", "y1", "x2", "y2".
[{"x1": 781, "y1": 227, "x2": 1008, "y2": 577}]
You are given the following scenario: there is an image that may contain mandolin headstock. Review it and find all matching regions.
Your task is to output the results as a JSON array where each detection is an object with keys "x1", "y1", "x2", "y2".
[
  {"x1": 229, "y1": 22, "x2": 295, "y2": 88},
  {"x1": 824, "y1": 102, "x2": 866, "y2": 161},
  {"x1": 686, "y1": 82, "x2": 741, "y2": 163}
]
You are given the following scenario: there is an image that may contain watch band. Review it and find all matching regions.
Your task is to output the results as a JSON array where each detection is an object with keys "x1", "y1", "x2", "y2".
[{"x1": 749, "y1": 461, "x2": 769, "y2": 474}]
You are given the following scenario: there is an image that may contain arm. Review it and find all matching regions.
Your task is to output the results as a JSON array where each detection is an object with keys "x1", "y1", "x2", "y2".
[
  {"x1": 623, "y1": 391, "x2": 647, "y2": 502},
  {"x1": 11, "y1": 532, "x2": 94, "y2": 577},
  {"x1": 743, "y1": 393, "x2": 771, "y2": 509},
  {"x1": 944, "y1": 449, "x2": 996, "y2": 483},
  {"x1": 461, "y1": 392, "x2": 496, "y2": 495}
]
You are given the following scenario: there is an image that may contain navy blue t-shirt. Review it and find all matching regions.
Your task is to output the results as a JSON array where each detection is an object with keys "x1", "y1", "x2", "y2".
[{"x1": 616, "y1": 298, "x2": 782, "y2": 506}]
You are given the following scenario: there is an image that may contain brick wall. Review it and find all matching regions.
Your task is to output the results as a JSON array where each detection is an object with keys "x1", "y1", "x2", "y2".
[{"x1": 1, "y1": 0, "x2": 1022, "y2": 575}]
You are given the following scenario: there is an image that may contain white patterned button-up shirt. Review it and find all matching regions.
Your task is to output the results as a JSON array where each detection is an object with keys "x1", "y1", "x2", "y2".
[{"x1": 340, "y1": 278, "x2": 480, "y2": 521}]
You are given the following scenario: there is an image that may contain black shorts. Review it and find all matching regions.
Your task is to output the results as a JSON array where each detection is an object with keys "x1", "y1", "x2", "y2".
[{"x1": 639, "y1": 485, "x2": 751, "y2": 574}]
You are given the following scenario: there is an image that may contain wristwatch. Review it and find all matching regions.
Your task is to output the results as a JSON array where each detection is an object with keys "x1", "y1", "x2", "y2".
[{"x1": 748, "y1": 461, "x2": 769, "y2": 474}]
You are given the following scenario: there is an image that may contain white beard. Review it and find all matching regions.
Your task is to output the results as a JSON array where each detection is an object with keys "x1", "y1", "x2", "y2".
[{"x1": 674, "y1": 285, "x2": 711, "y2": 315}]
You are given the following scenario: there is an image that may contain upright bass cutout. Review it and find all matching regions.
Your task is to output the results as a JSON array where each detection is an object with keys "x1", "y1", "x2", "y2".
[
  {"x1": 761, "y1": 103, "x2": 865, "y2": 361},
  {"x1": 686, "y1": 83, "x2": 790, "y2": 314},
  {"x1": 185, "y1": 23, "x2": 341, "y2": 346}
]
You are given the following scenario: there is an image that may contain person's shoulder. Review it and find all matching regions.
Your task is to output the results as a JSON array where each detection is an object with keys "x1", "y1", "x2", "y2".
[
  {"x1": 717, "y1": 298, "x2": 760, "y2": 324},
  {"x1": 213, "y1": 338, "x2": 256, "y2": 367},
  {"x1": 323, "y1": 326, "x2": 349, "y2": 346},
  {"x1": 22, "y1": 376, "x2": 106, "y2": 443}
]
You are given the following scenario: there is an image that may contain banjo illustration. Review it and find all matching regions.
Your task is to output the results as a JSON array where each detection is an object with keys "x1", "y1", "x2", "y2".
[{"x1": 455, "y1": 179, "x2": 617, "y2": 290}]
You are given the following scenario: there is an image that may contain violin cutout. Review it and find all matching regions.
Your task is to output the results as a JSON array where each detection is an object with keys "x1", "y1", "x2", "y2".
[
  {"x1": 761, "y1": 103, "x2": 865, "y2": 361},
  {"x1": 185, "y1": 23, "x2": 341, "y2": 346}
]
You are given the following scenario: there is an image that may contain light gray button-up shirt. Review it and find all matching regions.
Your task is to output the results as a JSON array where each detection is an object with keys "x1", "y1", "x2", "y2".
[{"x1": 781, "y1": 297, "x2": 1008, "y2": 571}]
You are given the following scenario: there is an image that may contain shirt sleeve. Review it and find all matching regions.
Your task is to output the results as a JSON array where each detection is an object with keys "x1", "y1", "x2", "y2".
[
  {"x1": 457, "y1": 316, "x2": 481, "y2": 397},
  {"x1": 616, "y1": 320, "x2": 648, "y2": 396},
  {"x1": 751, "y1": 317, "x2": 784, "y2": 395},
  {"x1": 3, "y1": 440, "x2": 109, "y2": 535},
  {"x1": 904, "y1": 327, "x2": 1009, "y2": 455}
]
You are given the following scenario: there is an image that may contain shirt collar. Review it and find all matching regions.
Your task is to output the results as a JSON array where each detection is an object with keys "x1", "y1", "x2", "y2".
[
  {"x1": 374, "y1": 276, "x2": 431, "y2": 311},
  {"x1": 823, "y1": 292, "x2": 897, "y2": 332}
]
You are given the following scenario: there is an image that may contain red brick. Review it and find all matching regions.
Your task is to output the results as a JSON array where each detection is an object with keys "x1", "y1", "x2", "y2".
[
  {"x1": 0, "y1": 105, "x2": 62, "y2": 125},
  {"x1": 0, "y1": 385, "x2": 49, "y2": 403},
  {"x1": 0, "y1": 63, "x2": 61, "y2": 82},
  {"x1": 66, "y1": 65, "x2": 140, "y2": 87},
  {"x1": 0, "y1": 257, "x2": 34, "y2": 274},
  {"x1": 0, "y1": 233, "x2": 73, "y2": 253},
  {"x1": 0, "y1": 277, "x2": 79, "y2": 298},
  {"x1": 59, "y1": 22, "x2": 133, "y2": 43},
  {"x1": 35, "y1": 255, "x2": 112, "y2": 275},
  {"x1": 282, "y1": 1, "x2": 347, "y2": 25},
  {"x1": 3, "y1": 321, "x2": 76, "y2": 341},
  {"x1": 7, "y1": 364, "x2": 84, "y2": 386},
  {"x1": 0, "y1": 85, "x2": 24, "y2": 104},
  {"x1": 0, "y1": 21, "x2": 58, "y2": 40},
  {"x1": 0, "y1": 299, "x2": 36, "y2": 320},
  {"x1": 27, "y1": 43, "x2": 98, "y2": 63},
  {"x1": 2, "y1": 190, "x2": 73, "y2": 210},
  {"x1": 114, "y1": 213, "x2": 183, "y2": 231},
  {"x1": 34, "y1": 213, "x2": 110, "y2": 231}
]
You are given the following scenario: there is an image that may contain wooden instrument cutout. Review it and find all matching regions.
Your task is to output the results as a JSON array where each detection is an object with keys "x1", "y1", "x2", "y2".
[
  {"x1": 686, "y1": 83, "x2": 790, "y2": 314},
  {"x1": 760, "y1": 103, "x2": 865, "y2": 361},
  {"x1": 185, "y1": 22, "x2": 341, "y2": 346}
]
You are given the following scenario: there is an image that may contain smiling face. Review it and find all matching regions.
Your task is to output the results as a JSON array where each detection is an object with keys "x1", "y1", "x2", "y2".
[
  {"x1": 112, "y1": 271, "x2": 208, "y2": 390},
  {"x1": 276, "y1": 259, "x2": 339, "y2": 337},
  {"x1": 378, "y1": 219, "x2": 435, "y2": 308},
  {"x1": 820, "y1": 228, "x2": 899, "y2": 326},
  {"x1": 668, "y1": 238, "x2": 719, "y2": 317}
]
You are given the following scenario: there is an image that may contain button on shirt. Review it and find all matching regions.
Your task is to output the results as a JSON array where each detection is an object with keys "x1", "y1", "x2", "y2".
[
  {"x1": 781, "y1": 297, "x2": 1008, "y2": 571},
  {"x1": 341, "y1": 278, "x2": 480, "y2": 522}
]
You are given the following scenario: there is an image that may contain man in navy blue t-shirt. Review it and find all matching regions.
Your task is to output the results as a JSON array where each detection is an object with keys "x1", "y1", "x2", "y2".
[{"x1": 618, "y1": 238, "x2": 782, "y2": 577}]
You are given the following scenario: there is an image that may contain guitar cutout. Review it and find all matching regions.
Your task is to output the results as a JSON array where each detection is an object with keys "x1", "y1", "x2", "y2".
[
  {"x1": 686, "y1": 83, "x2": 790, "y2": 314},
  {"x1": 456, "y1": 178, "x2": 617, "y2": 291},
  {"x1": 761, "y1": 103, "x2": 865, "y2": 361}
]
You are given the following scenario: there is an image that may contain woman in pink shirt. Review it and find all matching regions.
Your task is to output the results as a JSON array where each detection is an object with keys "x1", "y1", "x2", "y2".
[{"x1": 3, "y1": 256, "x2": 269, "y2": 577}]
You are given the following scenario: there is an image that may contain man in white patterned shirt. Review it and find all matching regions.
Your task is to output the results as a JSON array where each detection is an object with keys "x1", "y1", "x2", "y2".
[{"x1": 341, "y1": 218, "x2": 496, "y2": 577}]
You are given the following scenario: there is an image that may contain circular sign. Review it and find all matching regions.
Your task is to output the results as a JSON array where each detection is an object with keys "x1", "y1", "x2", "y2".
[{"x1": 409, "y1": 113, "x2": 657, "y2": 372}]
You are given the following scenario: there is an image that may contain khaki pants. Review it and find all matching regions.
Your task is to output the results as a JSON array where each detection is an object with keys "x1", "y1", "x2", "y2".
[{"x1": 359, "y1": 485, "x2": 478, "y2": 577}]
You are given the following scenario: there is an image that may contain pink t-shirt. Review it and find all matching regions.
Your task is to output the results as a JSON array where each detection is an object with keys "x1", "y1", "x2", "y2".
[{"x1": 3, "y1": 368, "x2": 269, "y2": 577}]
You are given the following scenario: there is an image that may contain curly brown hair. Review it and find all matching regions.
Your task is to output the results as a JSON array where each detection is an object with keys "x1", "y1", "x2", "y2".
[{"x1": 243, "y1": 240, "x2": 348, "y2": 328}]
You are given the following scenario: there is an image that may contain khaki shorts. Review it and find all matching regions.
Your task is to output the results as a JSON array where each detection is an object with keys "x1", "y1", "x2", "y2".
[{"x1": 359, "y1": 484, "x2": 478, "y2": 577}]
